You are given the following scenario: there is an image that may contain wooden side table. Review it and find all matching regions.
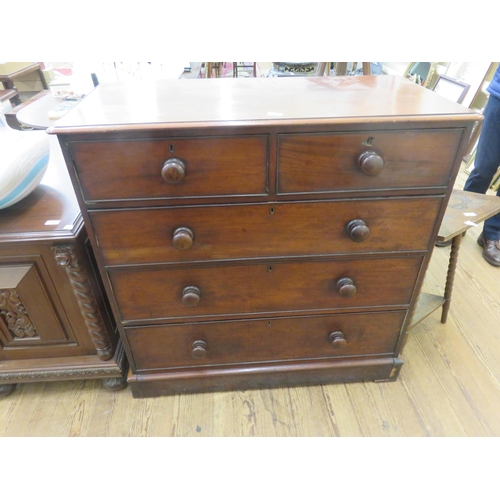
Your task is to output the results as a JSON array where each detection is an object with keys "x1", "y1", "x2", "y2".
[
  {"x1": 4, "y1": 90, "x2": 63, "y2": 130},
  {"x1": 0, "y1": 63, "x2": 48, "y2": 106},
  {"x1": 0, "y1": 136, "x2": 127, "y2": 398},
  {"x1": 411, "y1": 189, "x2": 500, "y2": 327},
  {"x1": 0, "y1": 89, "x2": 18, "y2": 107}
]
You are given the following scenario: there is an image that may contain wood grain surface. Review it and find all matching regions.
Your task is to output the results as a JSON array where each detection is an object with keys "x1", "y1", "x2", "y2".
[
  {"x1": 48, "y1": 76, "x2": 478, "y2": 133},
  {"x1": 1, "y1": 166, "x2": 498, "y2": 436}
]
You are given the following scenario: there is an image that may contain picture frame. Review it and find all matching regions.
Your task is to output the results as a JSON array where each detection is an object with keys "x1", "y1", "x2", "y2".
[
  {"x1": 432, "y1": 75, "x2": 471, "y2": 104},
  {"x1": 403, "y1": 62, "x2": 438, "y2": 88}
]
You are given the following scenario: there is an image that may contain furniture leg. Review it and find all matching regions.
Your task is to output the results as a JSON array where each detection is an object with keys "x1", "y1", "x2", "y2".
[
  {"x1": 441, "y1": 232, "x2": 462, "y2": 323},
  {"x1": 0, "y1": 384, "x2": 16, "y2": 398},
  {"x1": 37, "y1": 68, "x2": 48, "y2": 89},
  {"x1": 102, "y1": 376, "x2": 127, "y2": 391},
  {"x1": 3, "y1": 82, "x2": 21, "y2": 106}
]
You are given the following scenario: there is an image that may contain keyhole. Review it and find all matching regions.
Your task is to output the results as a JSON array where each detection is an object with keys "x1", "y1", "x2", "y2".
[
  {"x1": 169, "y1": 144, "x2": 175, "y2": 153},
  {"x1": 268, "y1": 266, "x2": 273, "y2": 272},
  {"x1": 362, "y1": 137, "x2": 374, "y2": 147},
  {"x1": 270, "y1": 207, "x2": 275, "y2": 215}
]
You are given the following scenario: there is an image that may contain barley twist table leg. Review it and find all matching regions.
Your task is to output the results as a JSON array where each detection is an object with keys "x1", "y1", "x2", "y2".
[{"x1": 441, "y1": 233, "x2": 462, "y2": 323}]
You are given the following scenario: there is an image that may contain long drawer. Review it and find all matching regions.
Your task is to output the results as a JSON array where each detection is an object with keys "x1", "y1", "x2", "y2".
[
  {"x1": 125, "y1": 311, "x2": 407, "y2": 371},
  {"x1": 109, "y1": 256, "x2": 423, "y2": 322},
  {"x1": 69, "y1": 135, "x2": 269, "y2": 202},
  {"x1": 91, "y1": 197, "x2": 442, "y2": 266},
  {"x1": 277, "y1": 129, "x2": 463, "y2": 194}
]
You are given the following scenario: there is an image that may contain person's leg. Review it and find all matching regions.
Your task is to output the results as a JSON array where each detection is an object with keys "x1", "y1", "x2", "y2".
[
  {"x1": 465, "y1": 95, "x2": 500, "y2": 194},
  {"x1": 464, "y1": 95, "x2": 500, "y2": 241}
]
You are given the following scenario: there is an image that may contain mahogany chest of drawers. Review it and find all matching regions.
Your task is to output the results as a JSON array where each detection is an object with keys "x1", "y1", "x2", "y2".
[{"x1": 49, "y1": 76, "x2": 479, "y2": 398}]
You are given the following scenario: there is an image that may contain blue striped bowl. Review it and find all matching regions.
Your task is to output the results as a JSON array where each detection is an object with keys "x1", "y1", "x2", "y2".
[{"x1": 0, "y1": 130, "x2": 50, "y2": 210}]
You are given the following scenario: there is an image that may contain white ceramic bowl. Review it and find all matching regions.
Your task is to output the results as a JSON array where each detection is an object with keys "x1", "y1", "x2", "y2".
[{"x1": 0, "y1": 129, "x2": 50, "y2": 209}]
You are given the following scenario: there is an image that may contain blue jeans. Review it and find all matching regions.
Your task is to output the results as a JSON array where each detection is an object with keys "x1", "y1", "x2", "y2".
[{"x1": 464, "y1": 94, "x2": 500, "y2": 241}]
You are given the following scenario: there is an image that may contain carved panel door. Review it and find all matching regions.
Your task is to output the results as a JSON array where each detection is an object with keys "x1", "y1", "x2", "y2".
[{"x1": 0, "y1": 263, "x2": 72, "y2": 353}]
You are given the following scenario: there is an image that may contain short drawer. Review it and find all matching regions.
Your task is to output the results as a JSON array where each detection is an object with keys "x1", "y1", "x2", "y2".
[
  {"x1": 109, "y1": 256, "x2": 423, "y2": 322},
  {"x1": 277, "y1": 129, "x2": 463, "y2": 194},
  {"x1": 91, "y1": 197, "x2": 442, "y2": 266},
  {"x1": 69, "y1": 135, "x2": 269, "y2": 202},
  {"x1": 125, "y1": 311, "x2": 407, "y2": 371}
]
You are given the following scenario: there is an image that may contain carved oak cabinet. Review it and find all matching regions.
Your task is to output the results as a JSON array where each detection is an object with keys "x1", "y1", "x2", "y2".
[
  {"x1": 0, "y1": 138, "x2": 126, "y2": 397},
  {"x1": 49, "y1": 76, "x2": 479, "y2": 398}
]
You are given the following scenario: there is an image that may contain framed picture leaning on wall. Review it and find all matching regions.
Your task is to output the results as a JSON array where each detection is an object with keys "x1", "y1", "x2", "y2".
[{"x1": 432, "y1": 75, "x2": 471, "y2": 104}]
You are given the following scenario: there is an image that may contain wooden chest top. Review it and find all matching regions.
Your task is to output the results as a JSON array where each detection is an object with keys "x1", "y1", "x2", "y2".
[{"x1": 48, "y1": 76, "x2": 479, "y2": 134}]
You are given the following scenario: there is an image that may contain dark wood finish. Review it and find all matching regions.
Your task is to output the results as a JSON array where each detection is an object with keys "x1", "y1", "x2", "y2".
[
  {"x1": 0, "y1": 88, "x2": 18, "y2": 107},
  {"x1": 0, "y1": 137, "x2": 126, "y2": 394},
  {"x1": 52, "y1": 244, "x2": 113, "y2": 360},
  {"x1": 48, "y1": 77, "x2": 477, "y2": 134},
  {"x1": 329, "y1": 331, "x2": 347, "y2": 349},
  {"x1": 161, "y1": 158, "x2": 186, "y2": 184},
  {"x1": 277, "y1": 129, "x2": 463, "y2": 194},
  {"x1": 347, "y1": 219, "x2": 370, "y2": 242},
  {"x1": 336, "y1": 277, "x2": 357, "y2": 298},
  {"x1": 441, "y1": 232, "x2": 461, "y2": 323},
  {"x1": 125, "y1": 311, "x2": 406, "y2": 371},
  {"x1": 68, "y1": 136, "x2": 269, "y2": 202},
  {"x1": 191, "y1": 340, "x2": 208, "y2": 359},
  {"x1": 128, "y1": 357, "x2": 400, "y2": 397},
  {"x1": 358, "y1": 150, "x2": 384, "y2": 176},
  {"x1": 172, "y1": 227, "x2": 194, "y2": 250},
  {"x1": 110, "y1": 256, "x2": 423, "y2": 323},
  {"x1": 89, "y1": 197, "x2": 443, "y2": 266},
  {"x1": 49, "y1": 76, "x2": 479, "y2": 397},
  {"x1": 181, "y1": 286, "x2": 201, "y2": 308},
  {"x1": 0, "y1": 265, "x2": 67, "y2": 345}
]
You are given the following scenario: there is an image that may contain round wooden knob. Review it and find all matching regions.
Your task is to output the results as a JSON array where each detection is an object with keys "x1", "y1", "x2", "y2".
[
  {"x1": 358, "y1": 150, "x2": 384, "y2": 176},
  {"x1": 182, "y1": 286, "x2": 201, "y2": 307},
  {"x1": 191, "y1": 340, "x2": 208, "y2": 359},
  {"x1": 173, "y1": 227, "x2": 194, "y2": 250},
  {"x1": 161, "y1": 158, "x2": 186, "y2": 184},
  {"x1": 347, "y1": 219, "x2": 370, "y2": 242},
  {"x1": 336, "y1": 278, "x2": 357, "y2": 298},
  {"x1": 328, "y1": 331, "x2": 347, "y2": 349}
]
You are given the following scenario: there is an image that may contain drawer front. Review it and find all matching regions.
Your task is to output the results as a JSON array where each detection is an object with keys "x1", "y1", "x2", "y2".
[
  {"x1": 277, "y1": 129, "x2": 463, "y2": 194},
  {"x1": 110, "y1": 256, "x2": 423, "y2": 322},
  {"x1": 91, "y1": 197, "x2": 442, "y2": 266},
  {"x1": 69, "y1": 136, "x2": 269, "y2": 202},
  {"x1": 125, "y1": 311, "x2": 407, "y2": 371}
]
